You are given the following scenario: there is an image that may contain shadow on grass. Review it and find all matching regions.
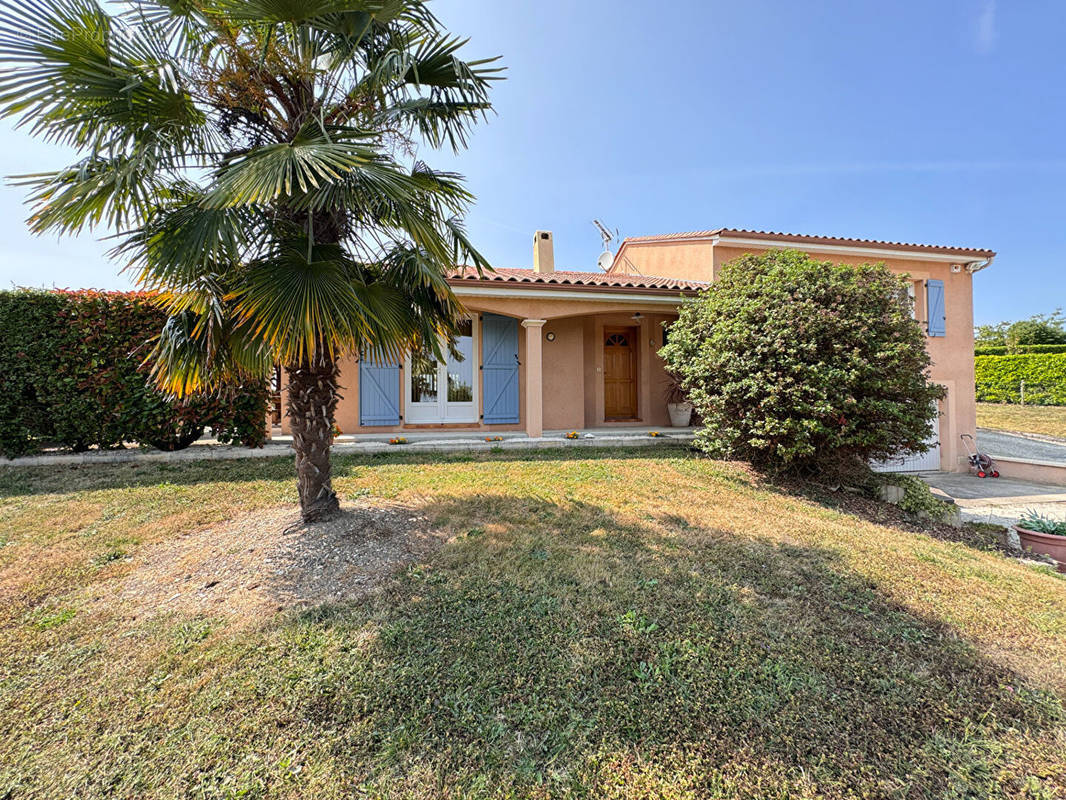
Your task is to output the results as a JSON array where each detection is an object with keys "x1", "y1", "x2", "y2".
[
  {"x1": 5, "y1": 488, "x2": 1064, "y2": 796},
  {"x1": 254, "y1": 494, "x2": 1063, "y2": 796},
  {"x1": 0, "y1": 444, "x2": 696, "y2": 499}
]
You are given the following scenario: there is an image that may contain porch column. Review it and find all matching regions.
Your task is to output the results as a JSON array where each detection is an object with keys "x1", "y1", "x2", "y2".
[{"x1": 521, "y1": 319, "x2": 547, "y2": 438}]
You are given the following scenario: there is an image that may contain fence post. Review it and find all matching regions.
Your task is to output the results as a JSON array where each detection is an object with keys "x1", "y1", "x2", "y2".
[{"x1": 1020, "y1": 380, "x2": 1026, "y2": 406}]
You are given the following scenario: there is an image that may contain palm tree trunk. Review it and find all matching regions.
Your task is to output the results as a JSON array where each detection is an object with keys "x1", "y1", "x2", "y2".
[{"x1": 286, "y1": 353, "x2": 341, "y2": 522}]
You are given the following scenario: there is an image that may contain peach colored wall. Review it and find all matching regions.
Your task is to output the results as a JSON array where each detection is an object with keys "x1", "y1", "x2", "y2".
[
  {"x1": 280, "y1": 297, "x2": 680, "y2": 435},
  {"x1": 992, "y1": 457, "x2": 1066, "y2": 486},
  {"x1": 612, "y1": 240, "x2": 717, "y2": 282},
  {"x1": 647, "y1": 313, "x2": 674, "y2": 426},
  {"x1": 334, "y1": 355, "x2": 360, "y2": 434},
  {"x1": 541, "y1": 316, "x2": 585, "y2": 430}
]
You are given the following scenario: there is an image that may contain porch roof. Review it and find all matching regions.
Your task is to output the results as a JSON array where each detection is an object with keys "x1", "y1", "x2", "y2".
[{"x1": 446, "y1": 266, "x2": 706, "y2": 294}]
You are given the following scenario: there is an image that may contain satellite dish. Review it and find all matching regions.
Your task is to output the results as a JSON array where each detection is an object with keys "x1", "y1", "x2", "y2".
[{"x1": 596, "y1": 251, "x2": 613, "y2": 272}]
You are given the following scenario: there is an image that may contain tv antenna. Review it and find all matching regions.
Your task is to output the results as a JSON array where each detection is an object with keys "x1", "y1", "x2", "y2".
[{"x1": 593, "y1": 219, "x2": 618, "y2": 272}]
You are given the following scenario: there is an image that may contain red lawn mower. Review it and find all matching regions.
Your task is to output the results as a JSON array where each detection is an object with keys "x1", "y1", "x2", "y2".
[{"x1": 960, "y1": 434, "x2": 999, "y2": 478}]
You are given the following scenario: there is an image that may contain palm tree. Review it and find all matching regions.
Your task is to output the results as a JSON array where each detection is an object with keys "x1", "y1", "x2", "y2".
[{"x1": 0, "y1": 0, "x2": 501, "y2": 520}]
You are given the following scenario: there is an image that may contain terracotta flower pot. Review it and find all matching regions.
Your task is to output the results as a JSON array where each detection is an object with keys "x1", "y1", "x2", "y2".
[{"x1": 1014, "y1": 526, "x2": 1066, "y2": 572}]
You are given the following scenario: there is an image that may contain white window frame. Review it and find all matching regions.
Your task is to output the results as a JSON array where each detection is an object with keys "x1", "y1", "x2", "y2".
[{"x1": 404, "y1": 316, "x2": 480, "y2": 424}]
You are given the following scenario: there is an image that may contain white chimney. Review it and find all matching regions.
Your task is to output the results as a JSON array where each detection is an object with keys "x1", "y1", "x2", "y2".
[{"x1": 533, "y1": 230, "x2": 554, "y2": 274}]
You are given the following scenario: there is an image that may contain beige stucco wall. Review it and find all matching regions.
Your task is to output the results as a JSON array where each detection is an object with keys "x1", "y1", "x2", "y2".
[
  {"x1": 280, "y1": 296, "x2": 681, "y2": 436},
  {"x1": 541, "y1": 316, "x2": 585, "y2": 430},
  {"x1": 613, "y1": 239, "x2": 718, "y2": 282}
]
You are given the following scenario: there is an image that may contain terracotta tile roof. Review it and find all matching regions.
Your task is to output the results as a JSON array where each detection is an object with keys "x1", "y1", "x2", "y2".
[
  {"x1": 620, "y1": 228, "x2": 996, "y2": 258},
  {"x1": 447, "y1": 266, "x2": 706, "y2": 292}
]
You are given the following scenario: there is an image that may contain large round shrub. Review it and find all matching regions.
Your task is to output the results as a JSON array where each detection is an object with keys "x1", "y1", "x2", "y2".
[{"x1": 660, "y1": 250, "x2": 945, "y2": 473}]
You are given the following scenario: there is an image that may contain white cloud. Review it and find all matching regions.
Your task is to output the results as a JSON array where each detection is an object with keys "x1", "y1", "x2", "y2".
[{"x1": 975, "y1": 0, "x2": 998, "y2": 54}]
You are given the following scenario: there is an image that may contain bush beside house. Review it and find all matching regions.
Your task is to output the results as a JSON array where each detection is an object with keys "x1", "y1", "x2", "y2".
[
  {"x1": 975, "y1": 352, "x2": 1066, "y2": 406},
  {"x1": 0, "y1": 290, "x2": 269, "y2": 458},
  {"x1": 660, "y1": 250, "x2": 944, "y2": 473}
]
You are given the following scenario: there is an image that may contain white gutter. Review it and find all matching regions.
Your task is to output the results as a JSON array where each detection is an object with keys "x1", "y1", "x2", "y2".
[
  {"x1": 451, "y1": 285, "x2": 689, "y2": 305},
  {"x1": 965, "y1": 257, "x2": 994, "y2": 274}
]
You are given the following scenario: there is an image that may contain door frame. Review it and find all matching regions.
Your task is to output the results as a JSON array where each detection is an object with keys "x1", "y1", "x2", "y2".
[
  {"x1": 404, "y1": 316, "x2": 480, "y2": 424},
  {"x1": 603, "y1": 325, "x2": 639, "y2": 421}
]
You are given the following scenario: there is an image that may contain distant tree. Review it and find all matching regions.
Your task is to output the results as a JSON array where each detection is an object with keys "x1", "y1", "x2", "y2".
[
  {"x1": 975, "y1": 310, "x2": 1066, "y2": 351},
  {"x1": 660, "y1": 250, "x2": 945, "y2": 475},
  {"x1": 0, "y1": 0, "x2": 501, "y2": 521},
  {"x1": 974, "y1": 322, "x2": 1010, "y2": 348}
]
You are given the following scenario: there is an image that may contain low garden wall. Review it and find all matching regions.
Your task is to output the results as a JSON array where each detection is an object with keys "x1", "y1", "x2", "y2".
[{"x1": 991, "y1": 456, "x2": 1066, "y2": 487}]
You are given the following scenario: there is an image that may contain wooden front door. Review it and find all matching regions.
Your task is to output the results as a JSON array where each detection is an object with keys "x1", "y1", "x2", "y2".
[{"x1": 604, "y1": 327, "x2": 638, "y2": 420}]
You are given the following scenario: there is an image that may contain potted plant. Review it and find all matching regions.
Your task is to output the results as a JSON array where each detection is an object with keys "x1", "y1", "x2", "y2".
[
  {"x1": 1015, "y1": 510, "x2": 1066, "y2": 571},
  {"x1": 664, "y1": 372, "x2": 693, "y2": 428}
]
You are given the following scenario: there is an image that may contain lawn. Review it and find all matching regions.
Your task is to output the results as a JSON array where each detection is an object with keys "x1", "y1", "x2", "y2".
[
  {"x1": 1, "y1": 449, "x2": 1064, "y2": 799},
  {"x1": 978, "y1": 402, "x2": 1066, "y2": 440}
]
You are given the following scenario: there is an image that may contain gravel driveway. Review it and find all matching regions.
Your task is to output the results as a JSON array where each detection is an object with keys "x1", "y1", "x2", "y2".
[{"x1": 977, "y1": 428, "x2": 1066, "y2": 464}]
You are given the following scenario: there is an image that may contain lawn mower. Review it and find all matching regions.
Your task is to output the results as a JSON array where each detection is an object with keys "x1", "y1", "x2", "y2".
[{"x1": 960, "y1": 433, "x2": 999, "y2": 478}]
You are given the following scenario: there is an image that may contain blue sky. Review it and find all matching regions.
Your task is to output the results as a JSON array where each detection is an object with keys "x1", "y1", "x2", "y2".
[{"x1": 1, "y1": 0, "x2": 1062, "y2": 325}]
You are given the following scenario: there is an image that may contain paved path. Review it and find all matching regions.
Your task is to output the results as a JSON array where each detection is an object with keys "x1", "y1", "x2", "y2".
[
  {"x1": 977, "y1": 428, "x2": 1066, "y2": 464},
  {"x1": 1, "y1": 428, "x2": 695, "y2": 468},
  {"x1": 920, "y1": 471, "x2": 1066, "y2": 528}
]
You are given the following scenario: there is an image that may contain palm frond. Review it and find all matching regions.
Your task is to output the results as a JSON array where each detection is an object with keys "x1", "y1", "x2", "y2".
[
  {"x1": 1, "y1": 0, "x2": 501, "y2": 381},
  {"x1": 114, "y1": 198, "x2": 263, "y2": 289},
  {"x1": 12, "y1": 155, "x2": 170, "y2": 234},
  {"x1": 230, "y1": 238, "x2": 382, "y2": 363},
  {"x1": 209, "y1": 0, "x2": 389, "y2": 24},
  {"x1": 0, "y1": 0, "x2": 206, "y2": 154},
  {"x1": 149, "y1": 307, "x2": 274, "y2": 395},
  {"x1": 202, "y1": 125, "x2": 380, "y2": 207}
]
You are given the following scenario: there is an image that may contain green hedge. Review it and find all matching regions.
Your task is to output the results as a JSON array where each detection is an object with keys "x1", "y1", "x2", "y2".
[
  {"x1": 974, "y1": 343, "x2": 1066, "y2": 356},
  {"x1": 974, "y1": 352, "x2": 1066, "y2": 405},
  {"x1": 0, "y1": 289, "x2": 269, "y2": 458}
]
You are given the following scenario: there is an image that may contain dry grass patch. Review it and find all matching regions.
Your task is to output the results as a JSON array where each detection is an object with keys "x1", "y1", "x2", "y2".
[
  {"x1": 79, "y1": 501, "x2": 445, "y2": 627},
  {"x1": 0, "y1": 449, "x2": 1064, "y2": 798},
  {"x1": 978, "y1": 402, "x2": 1066, "y2": 440}
]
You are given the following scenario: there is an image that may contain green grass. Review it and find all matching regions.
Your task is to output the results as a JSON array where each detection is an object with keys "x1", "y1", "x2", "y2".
[
  {"x1": 978, "y1": 402, "x2": 1066, "y2": 439},
  {"x1": 1, "y1": 449, "x2": 1065, "y2": 798}
]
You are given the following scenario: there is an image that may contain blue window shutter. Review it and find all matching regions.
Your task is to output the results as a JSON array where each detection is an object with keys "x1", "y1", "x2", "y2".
[
  {"x1": 926, "y1": 279, "x2": 946, "y2": 337},
  {"x1": 359, "y1": 357, "x2": 400, "y2": 426},
  {"x1": 482, "y1": 314, "x2": 519, "y2": 424}
]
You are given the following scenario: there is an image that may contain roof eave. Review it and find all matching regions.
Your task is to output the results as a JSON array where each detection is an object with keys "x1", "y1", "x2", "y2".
[
  {"x1": 614, "y1": 231, "x2": 995, "y2": 263},
  {"x1": 713, "y1": 231, "x2": 995, "y2": 260},
  {"x1": 446, "y1": 278, "x2": 701, "y2": 297}
]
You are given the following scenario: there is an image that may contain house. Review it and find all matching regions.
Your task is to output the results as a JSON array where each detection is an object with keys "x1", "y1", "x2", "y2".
[{"x1": 280, "y1": 228, "x2": 995, "y2": 472}]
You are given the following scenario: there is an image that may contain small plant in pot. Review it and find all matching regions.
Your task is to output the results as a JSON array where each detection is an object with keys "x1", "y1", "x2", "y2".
[
  {"x1": 664, "y1": 372, "x2": 693, "y2": 428},
  {"x1": 1015, "y1": 510, "x2": 1066, "y2": 572}
]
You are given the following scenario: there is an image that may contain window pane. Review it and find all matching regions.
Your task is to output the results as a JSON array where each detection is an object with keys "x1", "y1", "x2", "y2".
[
  {"x1": 411, "y1": 348, "x2": 438, "y2": 403},
  {"x1": 447, "y1": 319, "x2": 474, "y2": 403}
]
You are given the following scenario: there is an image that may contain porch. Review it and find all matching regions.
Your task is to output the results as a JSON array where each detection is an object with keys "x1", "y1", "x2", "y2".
[{"x1": 280, "y1": 297, "x2": 690, "y2": 440}]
